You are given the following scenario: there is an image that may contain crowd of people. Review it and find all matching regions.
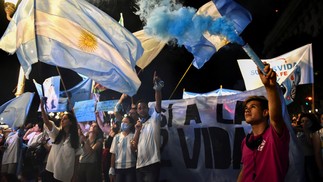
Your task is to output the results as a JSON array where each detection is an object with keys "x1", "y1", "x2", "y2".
[
  {"x1": 0, "y1": 72, "x2": 164, "y2": 182},
  {"x1": 0, "y1": 67, "x2": 322, "y2": 182}
]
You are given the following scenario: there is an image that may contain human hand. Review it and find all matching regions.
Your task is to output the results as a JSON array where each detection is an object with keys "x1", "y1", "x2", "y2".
[
  {"x1": 109, "y1": 167, "x2": 116, "y2": 182},
  {"x1": 153, "y1": 71, "x2": 164, "y2": 91},
  {"x1": 28, "y1": 127, "x2": 35, "y2": 132},
  {"x1": 135, "y1": 120, "x2": 142, "y2": 130},
  {"x1": 258, "y1": 63, "x2": 276, "y2": 87},
  {"x1": 95, "y1": 111, "x2": 100, "y2": 117},
  {"x1": 78, "y1": 126, "x2": 86, "y2": 141}
]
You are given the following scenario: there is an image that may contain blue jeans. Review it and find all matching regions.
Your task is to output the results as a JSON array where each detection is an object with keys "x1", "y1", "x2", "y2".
[{"x1": 136, "y1": 162, "x2": 160, "y2": 182}]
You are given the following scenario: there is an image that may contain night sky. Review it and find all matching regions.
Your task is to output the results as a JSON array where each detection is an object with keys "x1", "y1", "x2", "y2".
[{"x1": 0, "y1": 0, "x2": 322, "y2": 114}]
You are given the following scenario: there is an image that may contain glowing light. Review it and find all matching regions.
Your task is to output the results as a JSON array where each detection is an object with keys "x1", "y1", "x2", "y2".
[{"x1": 306, "y1": 96, "x2": 313, "y2": 101}]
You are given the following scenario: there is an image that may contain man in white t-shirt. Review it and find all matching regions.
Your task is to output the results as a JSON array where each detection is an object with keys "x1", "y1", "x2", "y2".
[{"x1": 131, "y1": 71, "x2": 163, "y2": 182}]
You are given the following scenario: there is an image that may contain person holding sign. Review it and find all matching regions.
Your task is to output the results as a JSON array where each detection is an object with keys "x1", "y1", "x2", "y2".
[
  {"x1": 40, "y1": 98, "x2": 80, "y2": 182},
  {"x1": 237, "y1": 64, "x2": 290, "y2": 182},
  {"x1": 131, "y1": 71, "x2": 163, "y2": 182}
]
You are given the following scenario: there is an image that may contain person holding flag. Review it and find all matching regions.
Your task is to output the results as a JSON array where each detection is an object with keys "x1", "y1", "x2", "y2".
[
  {"x1": 40, "y1": 98, "x2": 80, "y2": 182},
  {"x1": 237, "y1": 63, "x2": 290, "y2": 181}
]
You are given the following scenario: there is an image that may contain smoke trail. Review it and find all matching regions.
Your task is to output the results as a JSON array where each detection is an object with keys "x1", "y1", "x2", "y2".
[{"x1": 135, "y1": 0, "x2": 244, "y2": 46}]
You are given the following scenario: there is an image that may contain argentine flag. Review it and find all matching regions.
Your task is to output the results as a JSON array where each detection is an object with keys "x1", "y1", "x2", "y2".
[{"x1": 0, "y1": 0, "x2": 143, "y2": 96}]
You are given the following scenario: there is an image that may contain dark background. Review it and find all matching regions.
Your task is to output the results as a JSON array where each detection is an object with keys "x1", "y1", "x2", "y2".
[{"x1": 0, "y1": 0, "x2": 322, "y2": 117}]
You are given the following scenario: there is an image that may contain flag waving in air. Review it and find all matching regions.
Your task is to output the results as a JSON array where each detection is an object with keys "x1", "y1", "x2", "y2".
[
  {"x1": 133, "y1": 30, "x2": 166, "y2": 69},
  {"x1": 0, "y1": 0, "x2": 143, "y2": 96},
  {"x1": 0, "y1": 92, "x2": 34, "y2": 128},
  {"x1": 191, "y1": 0, "x2": 252, "y2": 68},
  {"x1": 135, "y1": 0, "x2": 252, "y2": 69}
]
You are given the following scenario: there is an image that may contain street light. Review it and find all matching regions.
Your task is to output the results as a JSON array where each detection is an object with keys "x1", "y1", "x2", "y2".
[
  {"x1": 4, "y1": 0, "x2": 19, "y2": 21},
  {"x1": 304, "y1": 96, "x2": 314, "y2": 113}
]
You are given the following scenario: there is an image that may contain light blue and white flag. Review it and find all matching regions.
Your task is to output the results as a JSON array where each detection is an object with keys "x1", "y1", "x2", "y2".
[
  {"x1": 0, "y1": 0, "x2": 37, "y2": 77},
  {"x1": 59, "y1": 74, "x2": 93, "y2": 111},
  {"x1": 135, "y1": 0, "x2": 252, "y2": 69},
  {"x1": 0, "y1": 92, "x2": 34, "y2": 128},
  {"x1": 0, "y1": 0, "x2": 143, "y2": 96},
  {"x1": 33, "y1": 79, "x2": 43, "y2": 98},
  {"x1": 191, "y1": 0, "x2": 252, "y2": 68}
]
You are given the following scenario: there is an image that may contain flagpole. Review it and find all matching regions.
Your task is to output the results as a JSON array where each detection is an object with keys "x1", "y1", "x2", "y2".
[
  {"x1": 311, "y1": 83, "x2": 315, "y2": 113},
  {"x1": 169, "y1": 62, "x2": 193, "y2": 100},
  {"x1": 14, "y1": 67, "x2": 26, "y2": 97},
  {"x1": 55, "y1": 67, "x2": 72, "y2": 110},
  {"x1": 3, "y1": 0, "x2": 25, "y2": 97},
  {"x1": 309, "y1": 45, "x2": 315, "y2": 113}
]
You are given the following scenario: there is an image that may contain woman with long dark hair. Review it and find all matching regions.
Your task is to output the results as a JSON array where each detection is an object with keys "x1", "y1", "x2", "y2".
[
  {"x1": 297, "y1": 113, "x2": 323, "y2": 181},
  {"x1": 77, "y1": 119, "x2": 103, "y2": 182},
  {"x1": 40, "y1": 98, "x2": 80, "y2": 182}
]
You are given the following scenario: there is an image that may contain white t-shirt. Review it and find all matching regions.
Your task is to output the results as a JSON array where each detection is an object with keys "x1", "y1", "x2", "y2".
[
  {"x1": 44, "y1": 121, "x2": 81, "y2": 182},
  {"x1": 26, "y1": 132, "x2": 44, "y2": 147},
  {"x1": 110, "y1": 132, "x2": 136, "y2": 169},
  {"x1": 319, "y1": 128, "x2": 323, "y2": 156},
  {"x1": 2, "y1": 132, "x2": 20, "y2": 165},
  {"x1": 136, "y1": 111, "x2": 162, "y2": 168}
]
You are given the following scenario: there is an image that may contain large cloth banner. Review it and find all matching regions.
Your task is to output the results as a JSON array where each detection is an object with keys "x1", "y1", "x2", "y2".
[
  {"x1": 237, "y1": 44, "x2": 313, "y2": 91},
  {"x1": 147, "y1": 87, "x2": 303, "y2": 182},
  {"x1": 183, "y1": 87, "x2": 242, "y2": 99}
]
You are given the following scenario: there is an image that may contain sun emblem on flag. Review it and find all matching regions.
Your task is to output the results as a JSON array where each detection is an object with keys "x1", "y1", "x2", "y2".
[{"x1": 78, "y1": 30, "x2": 98, "y2": 52}]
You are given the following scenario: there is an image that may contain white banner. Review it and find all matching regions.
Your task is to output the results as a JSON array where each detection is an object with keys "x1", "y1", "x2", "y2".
[
  {"x1": 183, "y1": 87, "x2": 241, "y2": 99},
  {"x1": 147, "y1": 87, "x2": 303, "y2": 182},
  {"x1": 238, "y1": 44, "x2": 313, "y2": 91}
]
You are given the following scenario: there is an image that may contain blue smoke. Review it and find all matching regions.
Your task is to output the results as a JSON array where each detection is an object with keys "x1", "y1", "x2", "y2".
[{"x1": 136, "y1": 0, "x2": 244, "y2": 46}]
